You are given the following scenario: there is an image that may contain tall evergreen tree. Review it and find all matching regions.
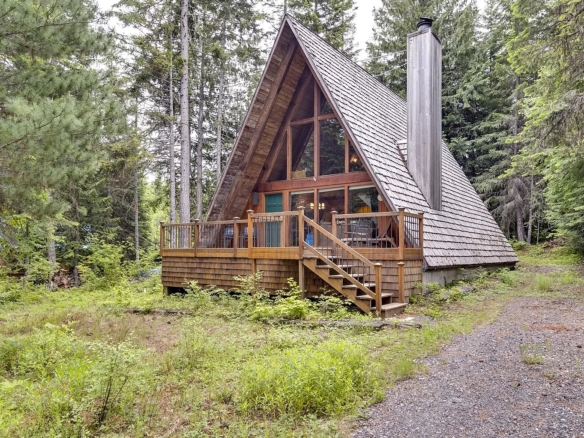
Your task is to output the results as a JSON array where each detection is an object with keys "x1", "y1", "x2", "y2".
[
  {"x1": 0, "y1": 0, "x2": 121, "y2": 219},
  {"x1": 507, "y1": 0, "x2": 584, "y2": 250},
  {"x1": 366, "y1": 0, "x2": 479, "y2": 148}
]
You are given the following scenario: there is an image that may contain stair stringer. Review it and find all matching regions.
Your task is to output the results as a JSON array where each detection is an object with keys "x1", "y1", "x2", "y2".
[{"x1": 302, "y1": 257, "x2": 373, "y2": 314}]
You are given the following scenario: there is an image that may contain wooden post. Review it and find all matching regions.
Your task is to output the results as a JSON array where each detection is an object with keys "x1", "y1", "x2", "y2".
[
  {"x1": 374, "y1": 263, "x2": 383, "y2": 317},
  {"x1": 233, "y1": 217, "x2": 240, "y2": 257},
  {"x1": 159, "y1": 222, "x2": 165, "y2": 250},
  {"x1": 193, "y1": 220, "x2": 199, "y2": 257},
  {"x1": 298, "y1": 260, "x2": 305, "y2": 298},
  {"x1": 418, "y1": 212, "x2": 424, "y2": 252},
  {"x1": 398, "y1": 207, "x2": 405, "y2": 260},
  {"x1": 297, "y1": 207, "x2": 305, "y2": 258},
  {"x1": 331, "y1": 211, "x2": 338, "y2": 239},
  {"x1": 247, "y1": 210, "x2": 255, "y2": 272},
  {"x1": 397, "y1": 261, "x2": 405, "y2": 303},
  {"x1": 280, "y1": 215, "x2": 286, "y2": 248}
]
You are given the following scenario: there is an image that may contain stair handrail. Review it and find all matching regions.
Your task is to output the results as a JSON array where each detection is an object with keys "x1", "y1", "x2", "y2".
[
  {"x1": 302, "y1": 216, "x2": 380, "y2": 306},
  {"x1": 302, "y1": 216, "x2": 377, "y2": 269}
]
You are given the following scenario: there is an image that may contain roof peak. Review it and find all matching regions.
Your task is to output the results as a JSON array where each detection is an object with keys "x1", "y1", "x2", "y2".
[{"x1": 284, "y1": 14, "x2": 405, "y2": 104}]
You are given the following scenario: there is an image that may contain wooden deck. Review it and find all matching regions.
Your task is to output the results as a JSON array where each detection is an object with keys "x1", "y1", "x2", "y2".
[{"x1": 161, "y1": 209, "x2": 424, "y2": 317}]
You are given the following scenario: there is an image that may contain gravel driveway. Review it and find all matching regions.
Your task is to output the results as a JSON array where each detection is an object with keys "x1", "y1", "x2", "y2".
[{"x1": 354, "y1": 297, "x2": 584, "y2": 438}]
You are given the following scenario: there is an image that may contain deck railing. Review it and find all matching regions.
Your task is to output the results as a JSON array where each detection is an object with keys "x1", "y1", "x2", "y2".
[{"x1": 160, "y1": 208, "x2": 424, "y2": 260}]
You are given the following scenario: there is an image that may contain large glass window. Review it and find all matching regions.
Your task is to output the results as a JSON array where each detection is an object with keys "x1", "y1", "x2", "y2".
[
  {"x1": 291, "y1": 124, "x2": 314, "y2": 179},
  {"x1": 290, "y1": 191, "x2": 315, "y2": 220},
  {"x1": 319, "y1": 118, "x2": 345, "y2": 176},
  {"x1": 318, "y1": 188, "x2": 344, "y2": 236},
  {"x1": 349, "y1": 185, "x2": 379, "y2": 213},
  {"x1": 320, "y1": 96, "x2": 333, "y2": 115},
  {"x1": 348, "y1": 143, "x2": 364, "y2": 173}
]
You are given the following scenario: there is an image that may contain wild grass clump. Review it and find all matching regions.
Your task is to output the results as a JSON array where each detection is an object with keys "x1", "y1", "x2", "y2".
[
  {"x1": 519, "y1": 342, "x2": 545, "y2": 365},
  {"x1": 239, "y1": 339, "x2": 381, "y2": 417},
  {"x1": 499, "y1": 268, "x2": 517, "y2": 286},
  {"x1": 536, "y1": 274, "x2": 553, "y2": 291}
]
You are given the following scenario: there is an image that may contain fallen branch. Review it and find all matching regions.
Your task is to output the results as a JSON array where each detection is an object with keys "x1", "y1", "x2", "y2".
[
  {"x1": 275, "y1": 319, "x2": 422, "y2": 329},
  {"x1": 124, "y1": 308, "x2": 194, "y2": 315}
]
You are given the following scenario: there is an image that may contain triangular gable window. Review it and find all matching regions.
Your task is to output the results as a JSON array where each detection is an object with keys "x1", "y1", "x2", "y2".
[{"x1": 265, "y1": 70, "x2": 366, "y2": 182}]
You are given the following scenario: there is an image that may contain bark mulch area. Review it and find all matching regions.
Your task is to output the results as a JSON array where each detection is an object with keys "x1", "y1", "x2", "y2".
[{"x1": 354, "y1": 297, "x2": 584, "y2": 438}]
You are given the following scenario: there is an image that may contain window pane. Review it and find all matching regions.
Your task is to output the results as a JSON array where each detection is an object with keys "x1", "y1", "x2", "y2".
[
  {"x1": 291, "y1": 191, "x2": 315, "y2": 220},
  {"x1": 318, "y1": 188, "x2": 344, "y2": 237},
  {"x1": 320, "y1": 96, "x2": 333, "y2": 115},
  {"x1": 292, "y1": 76, "x2": 314, "y2": 121},
  {"x1": 319, "y1": 118, "x2": 345, "y2": 176},
  {"x1": 349, "y1": 186, "x2": 379, "y2": 213},
  {"x1": 349, "y1": 143, "x2": 365, "y2": 172},
  {"x1": 291, "y1": 125, "x2": 314, "y2": 179}
]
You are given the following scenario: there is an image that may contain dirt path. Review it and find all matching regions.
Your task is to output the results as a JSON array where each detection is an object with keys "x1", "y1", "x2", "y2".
[{"x1": 354, "y1": 297, "x2": 584, "y2": 438}]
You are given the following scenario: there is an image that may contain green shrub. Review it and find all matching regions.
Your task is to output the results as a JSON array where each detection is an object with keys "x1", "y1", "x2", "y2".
[
  {"x1": 239, "y1": 339, "x2": 380, "y2": 417},
  {"x1": 511, "y1": 240, "x2": 528, "y2": 251},
  {"x1": 499, "y1": 268, "x2": 516, "y2": 286},
  {"x1": 79, "y1": 238, "x2": 128, "y2": 288},
  {"x1": 536, "y1": 274, "x2": 553, "y2": 291},
  {"x1": 0, "y1": 323, "x2": 152, "y2": 436},
  {"x1": 234, "y1": 271, "x2": 267, "y2": 297},
  {"x1": 0, "y1": 278, "x2": 21, "y2": 305},
  {"x1": 250, "y1": 279, "x2": 312, "y2": 322}
]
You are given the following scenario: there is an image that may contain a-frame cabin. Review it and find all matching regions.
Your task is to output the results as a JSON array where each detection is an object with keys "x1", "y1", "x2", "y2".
[{"x1": 160, "y1": 16, "x2": 517, "y2": 317}]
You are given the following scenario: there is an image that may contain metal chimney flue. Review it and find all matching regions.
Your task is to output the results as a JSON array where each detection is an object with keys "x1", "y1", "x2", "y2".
[
  {"x1": 417, "y1": 17, "x2": 433, "y2": 30},
  {"x1": 407, "y1": 17, "x2": 442, "y2": 210}
]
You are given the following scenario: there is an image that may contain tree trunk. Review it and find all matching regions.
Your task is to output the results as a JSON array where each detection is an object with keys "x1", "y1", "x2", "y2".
[
  {"x1": 527, "y1": 174, "x2": 534, "y2": 244},
  {"x1": 47, "y1": 191, "x2": 57, "y2": 266},
  {"x1": 179, "y1": 0, "x2": 190, "y2": 224},
  {"x1": 216, "y1": 19, "x2": 226, "y2": 185},
  {"x1": 134, "y1": 162, "x2": 140, "y2": 276},
  {"x1": 47, "y1": 228, "x2": 56, "y2": 265},
  {"x1": 169, "y1": 41, "x2": 176, "y2": 224},
  {"x1": 516, "y1": 208, "x2": 526, "y2": 242},
  {"x1": 196, "y1": 13, "x2": 206, "y2": 220},
  {"x1": 134, "y1": 102, "x2": 140, "y2": 275}
]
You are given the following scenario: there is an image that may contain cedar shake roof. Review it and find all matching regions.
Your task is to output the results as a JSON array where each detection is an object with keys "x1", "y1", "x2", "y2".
[{"x1": 207, "y1": 16, "x2": 518, "y2": 270}]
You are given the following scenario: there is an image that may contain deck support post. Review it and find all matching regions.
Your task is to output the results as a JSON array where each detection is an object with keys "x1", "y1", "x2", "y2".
[
  {"x1": 298, "y1": 260, "x2": 305, "y2": 298},
  {"x1": 418, "y1": 212, "x2": 424, "y2": 255},
  {"x1": 247, "y1": 210, "x2": 255, "y2": 274},
  {"x1": 159, "y1": 222, "x2": 165, "y2": 251},
  {"x1": 397, "y1": 261, "x2": 405, "y2": 303},
  {"x1": 297, "y1": 207, "x2": 305, "y2": 258},
  {"x1": 331, "y1": 211, "x2": 338, "y2": 239},
  {"x1": 374, "y1": 262, "x2": 383, "y2": 316},
  {"x1": 193, "y1": 220, "x2": 199, "y2": 257},
  {"x1": 398, "y1": 207, "x2": 405, "y2": 260},
  {"x1": 233, "y1": 217, "x2": 240, "y2": 258}
]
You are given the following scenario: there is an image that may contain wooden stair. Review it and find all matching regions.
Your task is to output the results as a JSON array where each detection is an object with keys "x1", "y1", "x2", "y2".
[
  {"x1": 303, "y1": 256, "x2": 406, "y2": 317},
  {"x1": 299, "y1": 215, "x2": 407, "y2": 318}
]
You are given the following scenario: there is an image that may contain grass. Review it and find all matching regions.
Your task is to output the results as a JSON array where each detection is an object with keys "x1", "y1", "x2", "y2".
[
  {"x1": 0, "y1": 244, "x2": 582, "y2": 436},
  {"x1": 519, "y1": 343, "x2": 545, "y2": 365}
]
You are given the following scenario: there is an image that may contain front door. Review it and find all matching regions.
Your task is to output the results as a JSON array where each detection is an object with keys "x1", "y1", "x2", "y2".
[{"x1": 265, "y1": 193, "x2": 283, "y2": 247}]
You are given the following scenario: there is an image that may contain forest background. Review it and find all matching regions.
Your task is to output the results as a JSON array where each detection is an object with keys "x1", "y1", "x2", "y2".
[{"x1": 1, "y1": 0, "x2": 582, "y2": 284}]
